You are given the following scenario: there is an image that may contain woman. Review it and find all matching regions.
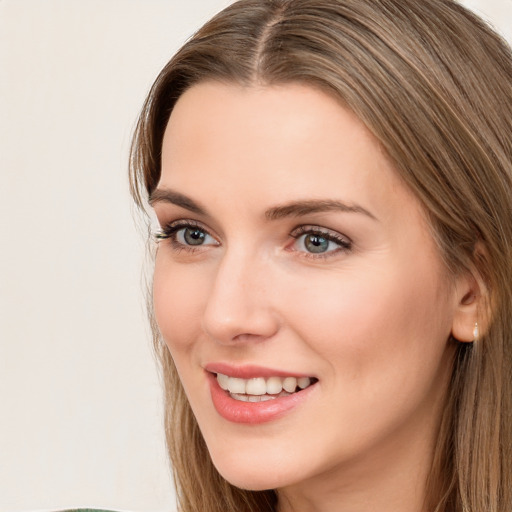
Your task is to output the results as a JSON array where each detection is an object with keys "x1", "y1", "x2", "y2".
[{"x1": 130, "y1": 0, "x2": 512, "y2": 511}]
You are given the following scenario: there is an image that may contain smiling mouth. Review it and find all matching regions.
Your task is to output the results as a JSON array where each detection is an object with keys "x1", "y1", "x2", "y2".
[{"x1": 215, "y1": 373, "x2": 318, "y2": 402}]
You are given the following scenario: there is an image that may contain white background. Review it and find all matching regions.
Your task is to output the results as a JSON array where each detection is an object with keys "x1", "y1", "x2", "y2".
[{"x1": 0, "y1": 1, "x2": 510, "y2": 511}]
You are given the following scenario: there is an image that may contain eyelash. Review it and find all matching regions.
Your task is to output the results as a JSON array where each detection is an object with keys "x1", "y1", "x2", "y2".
[
  {"x1": 289, "y1": 225, "x2": 352, "y2": 259},
  {"x1": 154, "y1": 220, "x2": 216, "y2": 253},
  {"x1": 154, "y1": 221, "x2": 352, "y2": 259}
]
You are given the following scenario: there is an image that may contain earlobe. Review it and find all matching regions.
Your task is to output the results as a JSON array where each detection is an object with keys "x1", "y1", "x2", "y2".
[
  {"x1": 472, "y1": 322, "x2": 479, "y2": 342},
  {"x1": 450, "y1": 273, "x2": 485, "y2": 343}
]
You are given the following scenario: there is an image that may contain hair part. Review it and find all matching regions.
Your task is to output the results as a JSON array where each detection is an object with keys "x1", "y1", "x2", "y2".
[{"x1": 130, "y1": 1, "x2": 512, "y2": 510}]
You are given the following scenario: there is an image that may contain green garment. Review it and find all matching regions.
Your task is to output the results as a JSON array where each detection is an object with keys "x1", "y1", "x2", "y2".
[{"x1": 62, "y1": 509, "x2": 118, "y2": 512}]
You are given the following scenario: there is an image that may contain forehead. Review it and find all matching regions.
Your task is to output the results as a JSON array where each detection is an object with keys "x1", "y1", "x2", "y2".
[{"x1": 160, "y1": 81, "x2": 415, "y2": 220}]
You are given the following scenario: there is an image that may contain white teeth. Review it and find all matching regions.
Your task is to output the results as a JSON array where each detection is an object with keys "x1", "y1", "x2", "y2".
[
  {"x1": 216, "y1": 373, "x2": 315, "y2": 397},
  {"x1": 228, "y1": 377, "x2": 246, "y2": 394},
  {"x1": 245, "y1": 378, "x2": 267, "y2": 395},
  {"x1": 217, "y1": 373, "x2": 230, "y2": 390},
  {"x1": 282, "y1": 377, "x2": 298, "y2": 393},
  {"x1": 297, "y1": 377, "x2": 311, "y2": 389},
  {"x1": 266, "y1": 376, "x2": 283, "y2": 395},
  {"x1": 231, "y1": 393, "x2": 280, "y2": 402}
]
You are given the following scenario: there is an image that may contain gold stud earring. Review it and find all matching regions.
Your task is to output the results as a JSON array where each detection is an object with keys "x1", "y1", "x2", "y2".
[{"x1": 473, "y1": 322, "x2": 479, "y2": 342}]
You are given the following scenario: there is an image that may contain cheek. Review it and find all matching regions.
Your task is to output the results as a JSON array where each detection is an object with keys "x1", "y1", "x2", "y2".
[
  {"x1": 280, "y1": 258, "x2": 452, "y2": 384},
  {"x1": 275, "y1": 262, "x2": 455, "y2": 455},
  {"x1": 153, "y1": 253, "x2": 206, "y2": 354}
]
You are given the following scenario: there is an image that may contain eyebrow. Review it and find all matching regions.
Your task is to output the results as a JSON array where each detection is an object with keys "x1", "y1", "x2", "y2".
[
  {"x1": 149, "y1": 188, "x2": 376, "y2": 221},
  {"x1": 265, "y1": 199, "x2": 377, "y2": 221},
  {"x1": 148, "y1": 188, "x2": 207, "y2": 215}
]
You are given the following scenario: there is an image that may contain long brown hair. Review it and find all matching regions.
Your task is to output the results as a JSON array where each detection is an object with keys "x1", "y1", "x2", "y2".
[{"x1": 130, "y1": 1, "x2": 512, "y2": 510}]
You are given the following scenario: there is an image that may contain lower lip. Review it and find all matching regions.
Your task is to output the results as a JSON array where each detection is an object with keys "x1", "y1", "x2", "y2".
[{"x1": 207, "y1": 372, "x2": 316, "y2": 424}]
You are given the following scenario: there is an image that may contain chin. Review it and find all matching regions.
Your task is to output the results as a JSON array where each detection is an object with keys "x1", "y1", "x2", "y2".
[
  {"x1": 207, "y1": 445, "x2": 298, "y2": 491},
  {"x1": 214, "y1": 466, "x2": 287, "y2": 492}
]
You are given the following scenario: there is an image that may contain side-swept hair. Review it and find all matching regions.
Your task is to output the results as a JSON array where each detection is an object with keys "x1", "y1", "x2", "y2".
[{"x1": 130, "y1": 1, "x2": 512, "y2": 510}]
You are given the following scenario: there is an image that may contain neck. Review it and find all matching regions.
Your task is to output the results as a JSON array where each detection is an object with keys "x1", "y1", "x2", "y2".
[
  {"x1": 277, "y1": 436, "x2": 432, "y2": 512},
  {"x1": 275, "y1": 392, "x2": 447, "y2": 512}
]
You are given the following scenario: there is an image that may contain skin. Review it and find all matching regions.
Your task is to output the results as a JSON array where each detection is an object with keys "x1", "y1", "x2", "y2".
[{"x1": 151, "y1": 82, "x2": 477, "y2": 512}]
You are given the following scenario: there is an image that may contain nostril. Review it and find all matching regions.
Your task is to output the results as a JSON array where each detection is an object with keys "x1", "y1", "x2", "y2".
[{"x1": 232, "y1": 332, "x2": 274, "y2": 344}]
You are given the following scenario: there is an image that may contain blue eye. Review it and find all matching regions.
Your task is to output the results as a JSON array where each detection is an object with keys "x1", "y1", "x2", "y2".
[
  {"x1": 302, "y1": 233, "x2": 332, "y2": 253},
  {"x1": 292, "y1": 227, "x2": 351, "y2": 256},
  {"x1": 155, "y1": 222, "x2": 218, "y2": 249},
  {"x1": 177, "y1": 226, "x2": 210, "y2": 246}
]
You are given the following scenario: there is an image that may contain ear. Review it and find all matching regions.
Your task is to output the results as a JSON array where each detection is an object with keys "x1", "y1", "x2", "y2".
[{"x1": 450, "y1": 268, "x2": 488, "y2": 343}]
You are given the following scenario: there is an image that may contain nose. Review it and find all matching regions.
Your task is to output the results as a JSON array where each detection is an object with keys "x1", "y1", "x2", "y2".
[{"x1": 201, "y1": 249, "x2": 280, "y2": 345}]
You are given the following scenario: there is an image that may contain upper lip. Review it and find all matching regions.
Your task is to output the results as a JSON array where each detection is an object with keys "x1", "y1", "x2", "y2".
[{"x1": 204, "y1": 362, "x2": 315, "y2": 379}]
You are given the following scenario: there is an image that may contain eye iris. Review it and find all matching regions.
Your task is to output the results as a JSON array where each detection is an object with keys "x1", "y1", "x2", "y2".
[
  {"x1": 184, "y1": 228, "x2": 206, "y2": 245},
  {"x1": 304, "y1": 234, "x2": 329, "y2": 253}
]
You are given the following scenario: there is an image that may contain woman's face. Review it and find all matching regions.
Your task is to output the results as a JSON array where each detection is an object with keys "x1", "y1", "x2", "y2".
[{"x1": 152, "y1": 82, "x2": 467, "y2": 497}]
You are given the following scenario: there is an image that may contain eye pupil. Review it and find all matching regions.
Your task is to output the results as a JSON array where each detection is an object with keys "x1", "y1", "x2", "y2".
[
  {"x1": 305, "y1": 234, "x2": 329, "y2": 253},
  {"x1": 184, "y1": 228, "x2": 206, "y2": 245}
]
